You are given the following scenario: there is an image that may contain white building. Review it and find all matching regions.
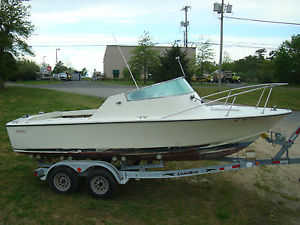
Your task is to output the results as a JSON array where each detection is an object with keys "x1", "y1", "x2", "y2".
[{"x1": 103, "y1": 45, "x2": 196, "y2": 79}]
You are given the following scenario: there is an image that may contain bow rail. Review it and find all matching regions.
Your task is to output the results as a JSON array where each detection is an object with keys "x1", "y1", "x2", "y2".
[
  {"x1": 163, "y1": 83, "x2": 288, "y2": 119},
  {"x1": 202, "y1": 83, "x2": 288, "y2": 115}
]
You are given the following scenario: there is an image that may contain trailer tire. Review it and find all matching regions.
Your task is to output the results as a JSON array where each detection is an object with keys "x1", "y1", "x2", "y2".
[
  {"x1": 48, "y1": 167, "x2": 78, "y2": 194},
  {"x1": 86, "y1": 169, "x2": 116, "y2": 199}
]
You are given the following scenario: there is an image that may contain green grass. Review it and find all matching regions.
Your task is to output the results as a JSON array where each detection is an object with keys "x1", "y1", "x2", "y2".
[
  {"x1": 0, "y1": 87, "x2": 299, "y2": 225},
  {"x1": 15, "y1": 80, "x2": 62, "y2": 85}
]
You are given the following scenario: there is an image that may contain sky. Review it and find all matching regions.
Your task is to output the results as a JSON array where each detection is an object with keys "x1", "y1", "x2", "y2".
[{"x1": 24, "y1": 0, "x2": 300, "y2": 76}]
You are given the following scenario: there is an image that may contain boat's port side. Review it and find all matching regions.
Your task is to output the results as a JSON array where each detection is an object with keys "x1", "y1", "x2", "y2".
[{"x1": 34, "y1": 126, "x2": 300, "y2": 199}]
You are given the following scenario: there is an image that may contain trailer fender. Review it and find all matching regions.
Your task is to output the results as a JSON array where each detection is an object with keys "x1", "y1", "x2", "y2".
[{"x1": 42, "y1": 160, "x2": 129, "y2": 184}]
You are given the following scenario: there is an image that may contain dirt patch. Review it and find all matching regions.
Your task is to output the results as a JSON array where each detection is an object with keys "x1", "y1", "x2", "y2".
[{"x1": 223, "y1": 112, "x2": 300, "y2": 210}]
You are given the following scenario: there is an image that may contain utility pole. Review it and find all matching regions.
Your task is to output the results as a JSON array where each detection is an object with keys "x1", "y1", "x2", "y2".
[
  {"x1": 43, "y1": 56, "x2": 46, "y2": 66},
  {"x1": 56, "y1": 48, "x2": 60, "y2": 64},
  {"x1": 213, "y1": 1, "x2": 232, "y2": 91},
  {"x1": 181, "y1": 5, "x2": 191, "y2": 54}
]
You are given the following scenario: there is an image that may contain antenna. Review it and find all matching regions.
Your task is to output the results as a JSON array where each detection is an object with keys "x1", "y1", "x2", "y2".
[
  {"x1": 175, "y1": 56, "x2": 186, "y2": 78},
  {"x1": 112, "y1": 34, "x2": 139, "y2": 89}
]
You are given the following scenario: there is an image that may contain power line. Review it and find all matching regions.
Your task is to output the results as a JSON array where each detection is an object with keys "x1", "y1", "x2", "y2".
[
  {"x1": 206, "y1": 42, "x2": 277, "y2": 49},
  {"x1": 224, "y1": 16, "x2": 300, "y2": 26},
  {"x1": 31, "y1": 42, "x2": 278, "y2": 50},
  {"x1": 32, "y1": 44, "x2": 107, "y2": 47}
]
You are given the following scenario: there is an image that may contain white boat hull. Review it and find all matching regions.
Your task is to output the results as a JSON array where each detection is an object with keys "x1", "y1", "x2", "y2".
[{"x1": 7, "y1": 113, "x2": 286, "y2": 152}]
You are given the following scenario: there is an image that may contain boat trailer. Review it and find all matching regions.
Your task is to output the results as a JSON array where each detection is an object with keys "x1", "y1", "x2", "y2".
[{"x1": 34, "y1": 126, "x2": 300, "y2": 198}]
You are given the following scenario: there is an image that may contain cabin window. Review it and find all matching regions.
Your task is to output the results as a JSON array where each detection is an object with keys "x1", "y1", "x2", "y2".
[{"x1": 125, "y1": 77, "x2": 193, "y2": 101}]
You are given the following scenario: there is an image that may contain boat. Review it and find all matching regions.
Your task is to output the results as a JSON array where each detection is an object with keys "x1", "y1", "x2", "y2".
[{"x1": 6, "y1": 77, "x2": 291, "y2": 161}]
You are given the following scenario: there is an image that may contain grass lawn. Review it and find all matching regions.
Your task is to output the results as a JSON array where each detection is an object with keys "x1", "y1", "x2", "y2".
[{"x1": 0, "y1": 87, "x2": 299, "y2": 225}]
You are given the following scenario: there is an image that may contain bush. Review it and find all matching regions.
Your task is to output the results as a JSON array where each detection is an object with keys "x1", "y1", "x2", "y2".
[
  {"x1": 11, "y1": 59, "x2": 40, "y2": 81},
  {"x1": 122, "y1": 68, "x2": 141, "y2": 81}
]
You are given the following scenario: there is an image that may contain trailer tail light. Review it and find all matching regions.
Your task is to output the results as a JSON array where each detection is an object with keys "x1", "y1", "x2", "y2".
[
  {"x1": 232, "y1": 164, "x2": 240, "y2": 169},
  {"x1": 272, "y1": 160, "x2": 288, "y2": 164}
]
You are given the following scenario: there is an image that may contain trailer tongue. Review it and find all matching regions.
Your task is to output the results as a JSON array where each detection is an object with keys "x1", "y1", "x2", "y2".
[{"x1": 34, "y1": 126, "x2": 300, "y2": 198}]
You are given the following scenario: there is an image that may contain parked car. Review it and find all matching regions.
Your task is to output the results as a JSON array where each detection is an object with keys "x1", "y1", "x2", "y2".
[{"x1": 59, "y1": 73, "x2": 67, "y2": 80}]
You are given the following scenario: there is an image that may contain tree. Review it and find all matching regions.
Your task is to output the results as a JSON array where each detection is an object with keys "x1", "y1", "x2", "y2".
[
  {"x1": 52, "y1": 61, "x2": 70, "y2": 74},
  {"x1": 196, "y1": 38, "x2": 215, "y2": 75},
  {"x1": 152, "y1": 45, "x2": 191, "y2": 82},
  {"x1": 129, "y1": 31, "x2": 159, "y2": 84},
  {"x1": 222, "y1": 51, "x2": 235, "y2": 71},
  {"x1": 233, "y1": 50, "x2": 275, "y2": 83},
  {"x1": 0, "y1": 0, "x2": 35, "y2": 88},
  {"x1": 273, "y1": 35, "x2": 300, "y2": 84},
  {"x1": 234, "y1": 55, "x2": 260, "y2": 82},
  {"x1": 255, "y1": 48, "x2": 267, "y2": 61},
  {"x1": 81, "y1": 67, "x2": 88, "y2": 78}
]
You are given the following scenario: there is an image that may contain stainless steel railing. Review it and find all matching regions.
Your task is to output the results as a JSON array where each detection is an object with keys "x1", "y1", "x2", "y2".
[
  {"x1": 163, "y1": 83, "x2": 287, "y2": 119},
  {"x1": 201, "y1": 83, "x2": 287, "y2": 115}
]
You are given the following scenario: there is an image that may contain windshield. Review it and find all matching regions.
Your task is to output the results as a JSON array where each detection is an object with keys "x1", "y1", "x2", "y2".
[{"x1": 125, "y1": 77, "x2": 194, "y2": 101}]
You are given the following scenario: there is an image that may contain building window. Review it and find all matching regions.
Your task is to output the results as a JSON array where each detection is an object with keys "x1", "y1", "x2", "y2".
[{"x1": 113, "y1": 70, "x2": 119, "y2": 79}]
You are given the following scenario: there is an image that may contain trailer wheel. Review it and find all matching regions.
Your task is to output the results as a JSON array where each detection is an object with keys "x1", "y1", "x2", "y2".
[
  {"x1": 48, "y1": 167, "x2": 78, "y2": 194},
  {"x1": 86, "y1": 169, "x2": 116, "y2": 198}
]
